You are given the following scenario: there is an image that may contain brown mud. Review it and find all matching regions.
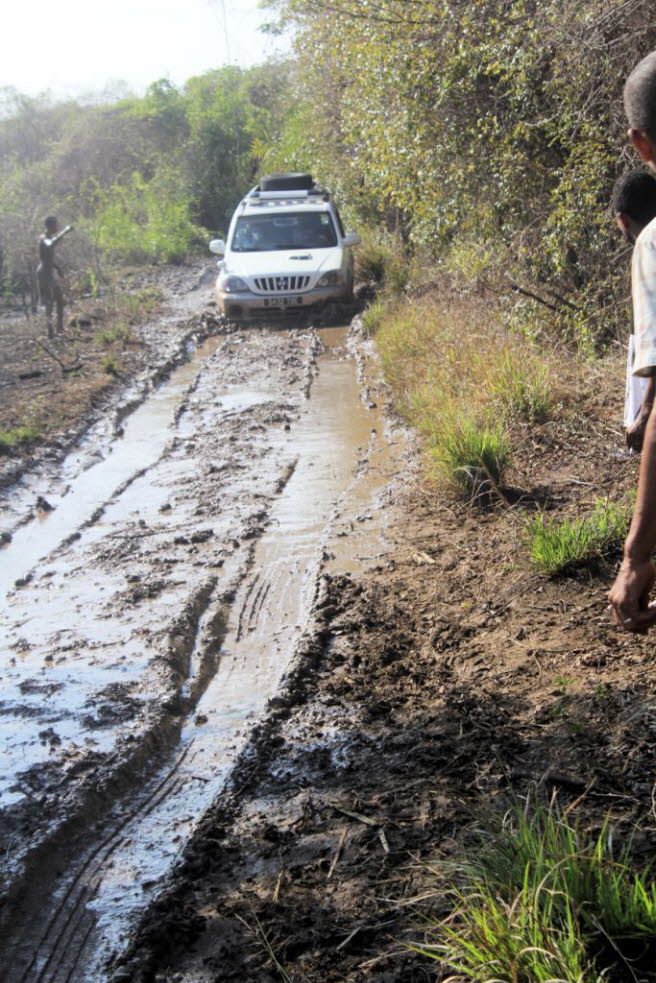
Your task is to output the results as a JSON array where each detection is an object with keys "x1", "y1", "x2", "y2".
[
  {"x1": 109, "y1": 337, "x2": 656, "y2": 983},
  {"x1": 2, "y1": 269, "x2": 655, "y2": 983}
]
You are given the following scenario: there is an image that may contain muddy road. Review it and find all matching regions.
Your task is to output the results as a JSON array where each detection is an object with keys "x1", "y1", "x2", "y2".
[{"x1": 0, "y1": 294, "x2": 401, "y2": 981}]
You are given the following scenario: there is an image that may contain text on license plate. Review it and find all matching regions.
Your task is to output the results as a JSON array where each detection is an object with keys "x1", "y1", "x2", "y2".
[{"x1": 263, "y1": 296, "x2": 303, "y2": 307}]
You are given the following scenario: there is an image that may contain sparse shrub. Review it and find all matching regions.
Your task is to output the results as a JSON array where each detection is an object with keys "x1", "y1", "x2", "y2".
[
  {"x1": 413, "y1": 800, "x2": 656, "y2": 983},
  {"x1": 0, "y1": 425, "x2": 41, "y2": 456},
  {"x1": 101, "y1": 354, "x2": 121, "y2": 376},
  {"x1": 527, "y1": 499, "x2": 631, "y2": 576},
  {"x1": 95, "y1": 321, "x2": 131, "y2": 346}
]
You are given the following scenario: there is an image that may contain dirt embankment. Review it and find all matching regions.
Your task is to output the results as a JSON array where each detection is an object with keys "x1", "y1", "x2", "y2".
[{"x1": 111, "y1": 331, "x2": 656, "y2": 983}]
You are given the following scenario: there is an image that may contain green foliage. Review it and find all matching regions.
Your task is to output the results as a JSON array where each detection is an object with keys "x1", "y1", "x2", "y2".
[
  {"x1": 527, "y1": 500, "x2": 631, "y2": 576},
  {"x1": 0, "y1": 425, "x2": 41, "y2": 456},
  {"x1": 0, "y1": 62, "x2": 292, "y2": 294},
  {"x1": 83, "y1": 167, "x2": 207, "y2": 264},
  {"x1": 414, "y1": 800, "x2": 656, "y2": 982},
  {"x1": 266, "y1": 0, "x2": 656, "y2": 345}
]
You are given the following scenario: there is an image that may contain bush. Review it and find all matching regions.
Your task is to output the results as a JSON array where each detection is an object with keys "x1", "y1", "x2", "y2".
[
  {"x1": 527, "y1": 499, "x2": 631, "y2": 576},
  {"x1": 0, "y1": 425, "x2": 41, "y2": 456},
  {"x1": 355, "y1": 233, "x2": 407, "y2": 296},
  {"x1": 413, "y1": 799, "x2": 656, "y2": 983}
]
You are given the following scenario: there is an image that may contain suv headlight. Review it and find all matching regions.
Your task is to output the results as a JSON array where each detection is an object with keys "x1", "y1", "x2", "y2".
[
  {"x1": 219, "y1": 275, "x2": 248, "y2": 293},
  {"x1": 317, "y1": 270, "x2": 342, "y2": 287}
]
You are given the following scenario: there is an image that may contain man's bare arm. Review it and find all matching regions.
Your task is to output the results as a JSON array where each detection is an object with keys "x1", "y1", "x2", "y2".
[{"x1": 609, "y1": 399, "x2": 656, "y2": 630}]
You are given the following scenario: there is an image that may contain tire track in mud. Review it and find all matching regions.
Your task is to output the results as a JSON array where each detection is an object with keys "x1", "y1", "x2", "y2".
[{"x1": 0, "y1": 319, "x2": 391, "y2": 982}]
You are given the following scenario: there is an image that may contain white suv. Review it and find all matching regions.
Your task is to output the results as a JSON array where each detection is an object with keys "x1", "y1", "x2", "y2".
[{"x1": 209, "y1": 173, "x2": 360, "y2": 321}]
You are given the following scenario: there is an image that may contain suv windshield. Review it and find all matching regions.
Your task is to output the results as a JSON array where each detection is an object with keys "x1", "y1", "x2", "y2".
[{"x1": 231, "y1": 212, "x2": 338, "y2": 252}]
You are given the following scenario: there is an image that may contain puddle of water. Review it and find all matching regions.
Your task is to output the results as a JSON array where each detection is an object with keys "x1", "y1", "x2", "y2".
[
  {"x1": 76, "y1": 326, "x2": 393, "y2": 976},
  {"x1": 0, "y1": 338, "x2": 224, "y2": 600}
]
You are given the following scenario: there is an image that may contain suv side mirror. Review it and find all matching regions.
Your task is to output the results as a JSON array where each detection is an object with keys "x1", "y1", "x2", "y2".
[
  {"x1": 342, "y1": 233, "x2": 360, "y2": 247},
  {"x1": 209, "y1": 238, "x2": 226, "y2": 256}
]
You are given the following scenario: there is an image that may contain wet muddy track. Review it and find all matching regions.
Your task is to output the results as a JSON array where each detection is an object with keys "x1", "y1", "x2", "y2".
[{"x1": 0, "y1": 314, "x2": 397, "y2": 981}]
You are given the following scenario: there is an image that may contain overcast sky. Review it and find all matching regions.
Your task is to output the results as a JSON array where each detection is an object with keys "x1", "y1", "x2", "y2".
[{"x1": 0, "y1": 0, "x2": 290, "y2": 98}]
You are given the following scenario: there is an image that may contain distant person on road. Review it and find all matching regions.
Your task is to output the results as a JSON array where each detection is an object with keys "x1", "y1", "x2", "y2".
[
  {"x1": 36, "y1": 215, "x2": 73, "y2": 338},
  {"x1": 612, "y1": 169, "x2": 656, "y2": 452},
  {"x1": 609, "y1": 51, "x2": 656, "y2": 632}
]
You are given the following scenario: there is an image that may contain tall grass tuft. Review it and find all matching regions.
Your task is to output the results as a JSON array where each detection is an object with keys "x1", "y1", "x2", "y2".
[
  {"x1": 527, "y1": 499, "x2": 631, "y2": 576},
  {"x1": 488, "y1": 350, "x2": 552, "y2": 423},
  {"x1": 413, "y1": 799, "x2": 656, "y2": 983},
  {"x1": 428, "y1": 415, "x2": 510, "y2": 497}
]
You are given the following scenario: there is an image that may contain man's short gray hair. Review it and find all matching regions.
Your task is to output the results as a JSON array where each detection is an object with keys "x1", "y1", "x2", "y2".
[{"x1": 625, "y1": 52, "x2": 656, "y2": 139}]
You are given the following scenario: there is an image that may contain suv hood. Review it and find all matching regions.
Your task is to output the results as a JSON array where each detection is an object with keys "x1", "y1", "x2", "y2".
[{"x1": 226, "y1": 246, "x2": 342, "y2": 278}]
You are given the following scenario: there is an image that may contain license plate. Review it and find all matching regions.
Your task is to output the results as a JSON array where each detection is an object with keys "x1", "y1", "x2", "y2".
[{"x1": 263, "y1": 296, "x2": 303, "y2": 307}]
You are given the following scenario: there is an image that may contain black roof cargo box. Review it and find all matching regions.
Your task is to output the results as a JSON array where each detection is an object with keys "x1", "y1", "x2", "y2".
[{"x1": 258, "y1": 172, "x2": 315, "y2": 192}]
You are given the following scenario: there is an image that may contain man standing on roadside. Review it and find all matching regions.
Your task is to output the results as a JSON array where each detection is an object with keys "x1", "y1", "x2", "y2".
[
  {"x1": 36, "y1": 215, "x2": 73, "y2": 338},
  {"x1": 612, "y1": 169, "x2": 656, "y2": 452},
  {"x1": 609, "y1": 52, "x2": 656, "y2": 632}
]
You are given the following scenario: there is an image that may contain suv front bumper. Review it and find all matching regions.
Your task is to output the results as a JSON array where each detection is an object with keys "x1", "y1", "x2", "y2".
[{"x1": 216, "y1": 283, "x2": 349, "y2": 320}]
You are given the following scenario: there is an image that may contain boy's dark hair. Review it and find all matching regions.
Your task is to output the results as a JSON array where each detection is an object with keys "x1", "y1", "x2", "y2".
[
  {"x1": 44, "y1": 215, "x2": 57, "y2": 230},
  {"x1": 612, "y1": 169, "x2": 656, "y2": 227},
  {"x1": 624, "y1": 52, "x2": 656, "y2": 140}
]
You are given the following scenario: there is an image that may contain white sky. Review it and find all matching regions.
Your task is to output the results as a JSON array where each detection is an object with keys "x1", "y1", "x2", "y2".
[{"x1": 0, "y1": 0, "x2": 290, "y2": 98}]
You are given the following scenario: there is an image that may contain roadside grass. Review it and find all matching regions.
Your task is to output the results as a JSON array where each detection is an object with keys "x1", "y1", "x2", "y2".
[
  {"x1": 355, "y1": 232, "x2": 408, "y2": 296},
  {"x1": 375, "y1": 294, "x2": 558, "y2": 496},
  {"x1": 101, "y1": 353, "x2": 121, "y2": 376},
  {"x1": 95, "y1": 321, "x2": 131, "y2": 346},
  {"x1": 412, "y1": 799, "x2": 656, "y2": 983},
  {"x1": 0, "y1": 425, "x2": 41, "y2": 456},
  {"x1": 527, "y1": 499, "x2": 631, "y2": 576},
  {"x1": 361, "y1": 297, "x2": 389, "y2": 336},
  {"x1": 425, "y1": 410, "x2": 510, "y2": 498}
]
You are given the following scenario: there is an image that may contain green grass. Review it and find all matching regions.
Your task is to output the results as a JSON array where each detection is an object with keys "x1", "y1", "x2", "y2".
[
  {"x1": 428, "y1": 415, "x2": 510, "y2": 497},
  {"x1": 101, "y1": 353, "x2": 121, "y2": 376},
  {"x1": 95, "y1": 321, "x2": 131, "y2": 346},
  {"x1": 489, "y1": 350, "x2": 552, "y2": 422},
  {"x1": 361, "y1": 297, "x2": 388, "y2": 336},
  {"x1": 413, "y1": 800, "x2": 656, "y2": 983},
  {"x1": 0, "y1": 425, "x2": 41, "y2": 456},
  {"x1": 527, "y1": 499, "x2": 631, "y2": 576}
]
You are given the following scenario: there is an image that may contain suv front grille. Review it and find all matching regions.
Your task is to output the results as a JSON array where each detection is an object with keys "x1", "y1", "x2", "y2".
[{"x1": 254, "y1": 275, "x2": 311, "y2": 293}]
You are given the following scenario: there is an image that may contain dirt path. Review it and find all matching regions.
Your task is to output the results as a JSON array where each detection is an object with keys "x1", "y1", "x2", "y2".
[{"x1": 0, "y1": 289, "x2": 398, "y2": 981}]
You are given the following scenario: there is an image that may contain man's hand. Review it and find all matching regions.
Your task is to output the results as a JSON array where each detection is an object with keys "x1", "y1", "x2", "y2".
[
  {"x1": 626, "y1": 416, "x2": 649, "y2": 452},
  {"x1": 608, "y1": 556, "x2": 656, "y2": 632}
]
